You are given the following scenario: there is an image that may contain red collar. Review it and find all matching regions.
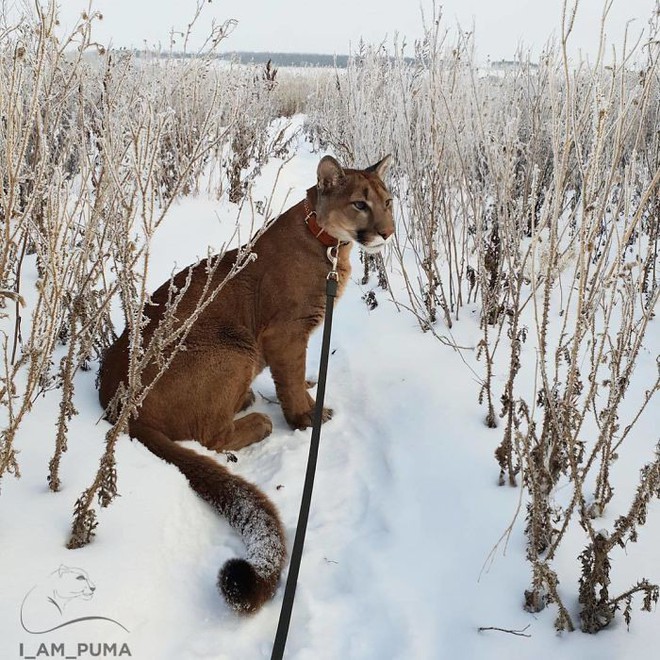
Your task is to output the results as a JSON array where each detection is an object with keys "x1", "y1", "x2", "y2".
[{"x1": 304, "y1": 199, "x2": 341, "y2": 248}]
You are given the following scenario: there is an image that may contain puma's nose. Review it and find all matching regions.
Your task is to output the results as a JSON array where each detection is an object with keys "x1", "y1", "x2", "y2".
[{"x1": 379, "y1": 227, "x2": 394, "y2": 240}]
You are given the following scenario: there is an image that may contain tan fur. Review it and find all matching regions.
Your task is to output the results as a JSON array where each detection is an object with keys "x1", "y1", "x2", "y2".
[{"x1": 98, "y1": 155, "x2": 394, "y2": 613}]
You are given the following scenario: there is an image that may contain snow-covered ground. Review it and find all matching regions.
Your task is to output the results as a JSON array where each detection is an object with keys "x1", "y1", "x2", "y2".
[{"x1": 1, "y1": 134, "x2": 658, "y2": 660}]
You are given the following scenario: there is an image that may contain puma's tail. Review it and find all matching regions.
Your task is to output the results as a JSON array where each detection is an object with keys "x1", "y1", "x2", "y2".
[{"x1": 129, "y1": 421, "x2": 286, "y2": 614}]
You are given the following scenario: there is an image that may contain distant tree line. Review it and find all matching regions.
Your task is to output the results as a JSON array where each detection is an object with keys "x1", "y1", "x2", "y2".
[{"x1": 128, "y1": 49, "x2": 417, "y2": 69}]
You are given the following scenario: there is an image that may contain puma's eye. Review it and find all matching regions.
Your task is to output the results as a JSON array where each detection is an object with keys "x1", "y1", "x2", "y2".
[
  {"x1": 352, "y1": 201, "x2": 368, "y2": 211},
  {"x1": 385, "y1": 199, "x2": 393, "y2": 209}
]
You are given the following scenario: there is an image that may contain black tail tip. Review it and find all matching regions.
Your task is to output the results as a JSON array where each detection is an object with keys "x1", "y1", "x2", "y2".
[{"x1": 219, "y1": 558, "x2": 275, "y2": 614}]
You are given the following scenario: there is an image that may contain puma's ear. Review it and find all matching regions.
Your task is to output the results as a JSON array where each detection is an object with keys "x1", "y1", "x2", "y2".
[
  {"x1": 366, "y1": 154, "x2": 392, "y2": 179},
  {"x1": 317, "y1": 155, "x2": 345, "y2": 193}
]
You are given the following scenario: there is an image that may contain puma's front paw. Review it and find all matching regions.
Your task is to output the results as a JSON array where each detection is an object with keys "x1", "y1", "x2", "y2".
[{"x1": 287, "y1": 406, "x2": 333, "y2": 430}]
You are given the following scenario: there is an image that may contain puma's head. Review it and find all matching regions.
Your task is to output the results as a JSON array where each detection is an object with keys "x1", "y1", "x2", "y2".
[
  {"x1": 314, "y1": 155, "x2": 395, "y2": 253},
  {"x1": 50, "y1": 565, "x2": 96, "y2": 604}
]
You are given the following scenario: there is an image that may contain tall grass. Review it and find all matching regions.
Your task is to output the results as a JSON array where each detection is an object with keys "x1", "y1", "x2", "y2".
[
  {"x1": 306, "y1": 0, "x2": 660, "y2": 632},
  {"x1": 0, "y1": 2, "x2": 291, "y2": 544}
]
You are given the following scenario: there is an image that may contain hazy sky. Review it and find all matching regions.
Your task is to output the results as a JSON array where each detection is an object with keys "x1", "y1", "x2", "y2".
[{"x1": 57, "y1": 1, "x2": 656, "y2": 62}]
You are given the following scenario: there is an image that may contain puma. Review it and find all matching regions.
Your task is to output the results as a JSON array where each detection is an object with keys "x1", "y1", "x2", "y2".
[{"x1": 98, "y1": 155, "x2": 394, "y2": 613}]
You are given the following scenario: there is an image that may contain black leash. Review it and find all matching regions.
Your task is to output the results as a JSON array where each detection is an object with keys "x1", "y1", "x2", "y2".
[{"x1": 270, "y1": 247, "x2": 339, "y2": 660}]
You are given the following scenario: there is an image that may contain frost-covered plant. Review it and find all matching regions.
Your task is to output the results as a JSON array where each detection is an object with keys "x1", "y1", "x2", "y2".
[
  {"x1": 0, "y1": 3, "x2": 110, "y2": 483},
  {"x1": 218, "y1": 60, "x2": 297, "y2": 204},
  {"x1": 304, "y1": 0, "x2": 660, "y2": 634},
  {"x1": 0, "y1": 1, "x2": 291, "y2": 547},
  {"x1": 515, "y1": 1, "x2": 660, "y2": 632}
]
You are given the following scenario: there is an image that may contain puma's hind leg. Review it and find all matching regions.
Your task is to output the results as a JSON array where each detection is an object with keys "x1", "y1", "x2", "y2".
[
  {"x1": 144, "y1": 339, "x2": 270, "y2": 453},
  {"x1": 224, "y1": 412, "x2": 273, "y2": 451},
  {"x1": 237, "y1": 387, "x2": 256, "y2": 412},
  {"x1": 202, "y1": 412, "x2": 272, "y2": 453}
]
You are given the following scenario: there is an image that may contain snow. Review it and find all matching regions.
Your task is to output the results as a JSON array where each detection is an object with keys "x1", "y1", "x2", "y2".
[{"x1": 1, "y1": 132, "x2": 658, "y2": 660}]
